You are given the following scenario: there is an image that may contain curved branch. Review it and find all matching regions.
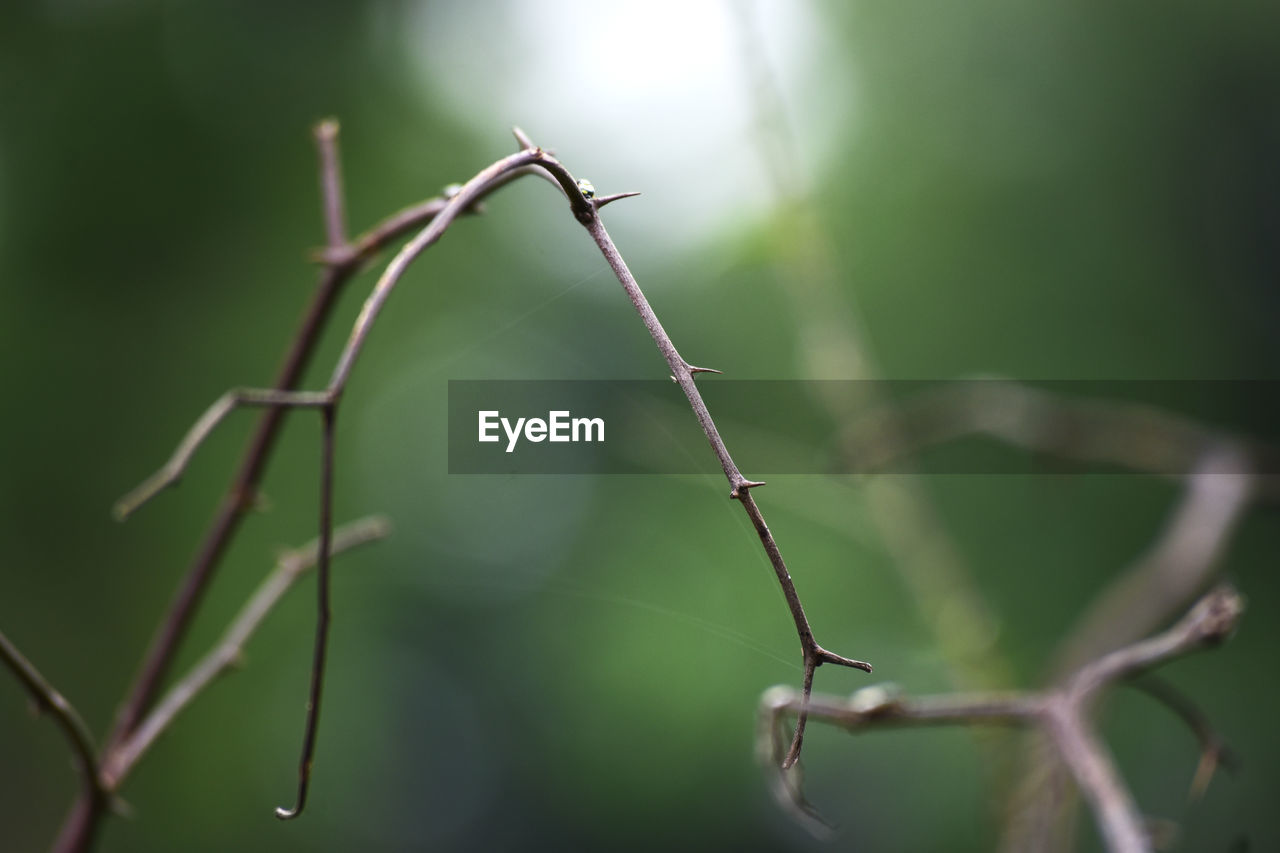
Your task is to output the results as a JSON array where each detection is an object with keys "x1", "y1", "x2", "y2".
[
  {"x1": 90, "y1": 127, "x2": 873, "y2": 845},
  {"x1": 0, "y1": 630, "x2": 103, "y2": 799}
]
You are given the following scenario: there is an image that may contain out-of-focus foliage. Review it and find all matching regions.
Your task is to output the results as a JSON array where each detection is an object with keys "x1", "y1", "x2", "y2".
[{"x1": 0, "y1": 1, "x2": 1277, "y2": 851}]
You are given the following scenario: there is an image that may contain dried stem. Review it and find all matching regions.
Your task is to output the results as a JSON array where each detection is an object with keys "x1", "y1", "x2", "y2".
[
  {"x1": 50, "y1": 120, "x2": 463, "y2": 853},
  {"x1": 114, "y1": 390, "x2": 336, "y2": 520},
  {"x1": 578, "y1": 184, "x2": 871, "y2": 769},
  {"x1": 102, "y1": 124, "x2": 535, "y2": 764},
  {"x1": 102, "y1": 516, "x2": 390, "y2": 788},
  {"x1": 111, "y1": 129, "x2": 872, "y2": 817},
  {"x1": 1128, "y1": 677, "x2": 1238, "y2": 799},
  {"x1": 1002, "y1": 448, "x2": 1253, "y2": 852},
  {"x1": 0, "y1": 629, "x2": 104, "y2": 809},
  {"x1": 761, "y1": 586, "x2": 1245, "y2": 852},
  {"x1": 1053, "y1": 447, "x2": 1253, "y2": 676},
  {"x1": 275, "y1": 406, "x2": 337, "y2": 819},
  {"x1": 314, "y1": 119, "x2": 347, "y2": 249},
  {"x1": 6, "y1": 121, "x2": 1259, "y2": 853},
  {"x1": 102, "y1": 144, "x2": 564, "y2": 834}
]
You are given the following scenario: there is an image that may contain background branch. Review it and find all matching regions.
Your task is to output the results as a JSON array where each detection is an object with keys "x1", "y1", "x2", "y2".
[
  {"x1": 1002, "y1": 448, "x2": 1253, "y2": 852},
  {"x1": 761, "y1": 586, "x2": 1245, "y2": 852}
]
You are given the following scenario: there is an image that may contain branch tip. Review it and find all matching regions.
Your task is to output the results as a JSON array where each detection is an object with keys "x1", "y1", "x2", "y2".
[
  {"x1": 313, "y1": 118, "x2": 340, "y2": 142},
  {"x1": 511, "y1": 126, "x2": 536, "y2": 151},
  {"x1": 1191, "y1": 584, "x2": 1244, "y2": 643},
  {"x1": 817, "y1": 648, "x2": 874, "y2": 673}
]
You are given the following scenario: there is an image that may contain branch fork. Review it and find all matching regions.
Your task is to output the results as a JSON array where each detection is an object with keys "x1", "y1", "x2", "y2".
[
  {"x1": 15, "y1": 121, "x2": 869, "y2": 851},
  {"x1": 760, "y1": 585, "x2": 1245, "y2": 851}
]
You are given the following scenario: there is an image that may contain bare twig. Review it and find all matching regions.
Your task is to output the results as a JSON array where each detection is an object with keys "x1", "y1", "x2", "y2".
[
  {"x1": 105, "y1": 144, "x2": 567, "y2": 833},
  {"x1": 1002, "y1": 449, "x2": 1253, "y2": 853},
  {"x1": 1045, "y1": 704, "x2": 1147, "y2": 853},
  {"x1": 12, "y1": 119, "x2": 1261, "y2": 853},
  {"x1": 114, "y1": 130, "x2": 872, "y2": 807},
  {"x1": 576, "y1": 177, "x2": 871, "y2": 769},
  {"x1": 314, "y1": 119, "x2": 347, "y2": 250},
  {"x1": 114, "y1": 390, "x2": 336, "y2": 520},
  {"x1": 1054, "y1": 447, "x2": 1253, "y2": 676},
  {"x1": 102, "y1": 124, "x2": 539, "y2": 768},
  {"x1": 1054, "y1": 586, "x2": 1243, "y2": 853},
  {"x1": 275, "y1": 406, "x2": 337, "y2": 819},
  {"x1": 1129, "y1": 677, "x2": 1238, "y2": 800},
  {"x1": 104, "y1": 124, "x2": 357, "y2": 760},
  {"x1": 53, "y1": 120, "x2": 454, "y2": 853},
  {"x1": 761, "y1": 586, "x2": 1245, "y2": 852},
  {"x1": 0, "y1": 630, "x2": 103, "y2": 800},
  {"x1": 102, "y1": 516, "x2": 390, "y2": 788}
]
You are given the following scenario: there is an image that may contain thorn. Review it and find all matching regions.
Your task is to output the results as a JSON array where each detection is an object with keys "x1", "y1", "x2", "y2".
[
  {"x1": 817, "y1": 647, "x2": 874, "y2": 674},
  {"x1": 672, "y1": 364, "x2": 724, "y2": 382},
  {"x1": 512, "y1": 126, "x2": 536, "y2": 151},
  {"x1": 275, "y1": 806, "x2": 300, "y2": 821},
  {"x1": 731, "y1": 479, "x2": 767, "y2": 499},
  {"x1": 593, "y1": 191, "x2": 642, "y2": 210}
]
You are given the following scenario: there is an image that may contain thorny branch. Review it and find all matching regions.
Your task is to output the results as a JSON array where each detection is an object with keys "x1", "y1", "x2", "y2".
[
  {"x1": 108, "y1": 125, "x2": 873, "y2": 825},
  {"x1": 759, "y1": 585, "x2": 1245, "y2": 853},
  {"x1": 4, "y1": 120, "x2": 1261, "y2": 853}
]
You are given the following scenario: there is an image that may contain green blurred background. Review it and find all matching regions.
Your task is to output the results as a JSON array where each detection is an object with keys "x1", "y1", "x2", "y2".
[{"x1": 2, "y1": 1, "x2": 1278, "y2": 851}]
